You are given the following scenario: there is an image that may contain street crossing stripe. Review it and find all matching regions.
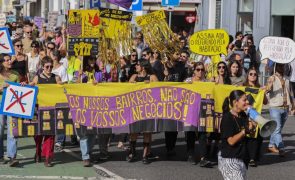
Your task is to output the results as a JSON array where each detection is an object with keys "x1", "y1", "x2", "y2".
[{"x1": 0, "y1": 175, "x2": 98, "y2": 180}]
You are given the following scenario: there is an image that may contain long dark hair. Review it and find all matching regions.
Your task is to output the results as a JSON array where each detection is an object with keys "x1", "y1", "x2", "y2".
[
  {"x1": 222, "y1": 90, "x2": 246, "y2": 113},
  {"x1": 243, "y1": 67, "x2": 260, "y2": 87},
  {"x1": 228, "y1": 60, "x2": 242, "y2": 77},
  {"x1": 217, "y1": 61, "x2": 231, "y2": 84},
  {"x1": 0, "y1": 54, "x2": 11, "y2": 74}
]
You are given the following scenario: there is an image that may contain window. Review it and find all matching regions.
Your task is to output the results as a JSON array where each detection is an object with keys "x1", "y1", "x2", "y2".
[{"x1": 237, "y1": 0, "x2": 254, "y2": 34}]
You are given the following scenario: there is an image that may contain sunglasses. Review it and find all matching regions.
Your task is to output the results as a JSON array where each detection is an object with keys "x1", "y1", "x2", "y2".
[
  {"x1": 26, "y1": 31, "x2": 32, "y2": 34},
  {"x1": 3, "y1": 59, "x2": 11, "y2": 62},
  {"x1": 47, "y1": 47, "x2": 54, "y2": 50},
  {"x1": 15, "y1": 44, "x2": 23, "y2": 48},
  {"x1": 218, "y1": 66, "x2": 225, "y2": 69},
  {"x1": 44, "y1": 65, "x2": 53, "y2": 69},
  {"x1": 131, "y1": 54, "x2": 137, "y2": 57},
  {"x1": 249, "y1": 73, "x2": 257, "y2": 76},
  {"x1": 195, "y1": 68, "x2": 205, "y2": 72}
]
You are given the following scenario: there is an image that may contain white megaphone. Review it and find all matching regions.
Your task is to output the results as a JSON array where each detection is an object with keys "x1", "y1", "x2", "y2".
[{"x1": 246, "y1": 107, "x2": 277, "y2": 138}]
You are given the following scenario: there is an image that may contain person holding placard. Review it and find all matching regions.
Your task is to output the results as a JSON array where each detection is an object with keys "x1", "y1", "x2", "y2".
[
  {"x1": 265, "y1": 63, "x2": 294, "y2": 156},
  {"x1": 0, "y1": 54, "x2": 20, "y2": 167},
  {"x1": 128, "y1": 59, "x2": 158, "y2": 164},
  {"x1": 29, "y1": 56, "x2": 63, "y2": 167}
]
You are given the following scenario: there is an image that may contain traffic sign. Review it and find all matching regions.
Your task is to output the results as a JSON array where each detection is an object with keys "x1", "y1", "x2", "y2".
[
  {"x1": 130, "y1": 0, "x2": 143, "y2": 11},
  {"x1": 90, "y1": 0, "x2": 101, "y2": 9},
  {"x1": 0, "y1": 82, "x2": 38, "y2": 119},
  {"x1": 161, "y1": 0, "x2": 180, "y2": 7},
  {"x1": 0, "y1": 27, "x2": 15, "y2": 55}
]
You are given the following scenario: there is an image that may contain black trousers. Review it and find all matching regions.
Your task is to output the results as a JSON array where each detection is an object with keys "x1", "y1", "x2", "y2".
[
  {"x1": 165, "y1": 131, "x2": 178, "y2": 151},
  {"x1": 246, "y1": 135, "x2": 263, "y2": 161},
  {"x1": 185, "y1": 131, "x2": 196, "y2": 155}
]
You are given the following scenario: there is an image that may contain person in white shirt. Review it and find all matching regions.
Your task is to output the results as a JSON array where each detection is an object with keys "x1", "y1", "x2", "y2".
[
  {"x1": 50, "y1": 50, "x2": 68, "y2": 83},
  {"x1": 26, "y1": 41, "x2": 40, "y2": 82}
]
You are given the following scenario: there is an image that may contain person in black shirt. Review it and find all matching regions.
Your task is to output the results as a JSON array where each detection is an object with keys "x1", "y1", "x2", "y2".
[
  {"x1": 128, "y1": 49, "x2": 138, "y2": 80},
  {"x1": 218, "y1": 90, "x2": 255, "y2": 180}
]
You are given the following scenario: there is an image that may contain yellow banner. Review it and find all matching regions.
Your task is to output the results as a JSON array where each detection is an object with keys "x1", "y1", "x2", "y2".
[{"x1": 37, "y1": 82, "x2": 264, "y2": 114}]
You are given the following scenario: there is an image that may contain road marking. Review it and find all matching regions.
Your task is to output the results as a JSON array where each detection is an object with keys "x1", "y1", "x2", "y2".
[
  {"x1": 0, "y1": 175, "x2": 98, "y2": 180},
  {"x1": 63, "y1": 148, "x2": 124, "y2": 179}
]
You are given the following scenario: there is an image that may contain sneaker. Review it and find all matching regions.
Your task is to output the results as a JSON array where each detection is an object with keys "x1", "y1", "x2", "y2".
[
  {"x1": 9, "y1": 158, "x2": 19, "y2": 167},
  {"x1": 249, "y1": 159, "x2": 257, "y2": 167},
  {"x1": 146, "y1": 153, "x2": 159, "y2": 160},
  {"x1": 83, "y1": 159, "x2": 91, "y2": 167},
  {"x1": 142, "y1": 157, "x2": 151, "y2": 164},
  {"x1": 199, "y1": 158, "x2": 213, "y2": 168}
]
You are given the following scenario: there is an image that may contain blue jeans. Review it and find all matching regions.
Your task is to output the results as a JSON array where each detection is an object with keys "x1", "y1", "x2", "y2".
[
  {"x1": 269, "y1": 108, "x2": 288, "y2": 149},
  {"x1": 56, "y1": 134, "x2": 66, "y2": 145},
  {"x1": 0, "y1": 115, "x2": 18, "y2": 159},
  {"x1": 79, "y1": 135, "x2": 95, "y2": 160}
]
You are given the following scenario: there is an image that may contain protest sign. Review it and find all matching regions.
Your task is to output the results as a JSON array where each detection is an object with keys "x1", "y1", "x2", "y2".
[
  {"x1": 259, "y1": 36, "x2": 295, "y2": 64},
  {"x1": 106, "y1": 0, "x2": 133, "y2": 9},
  {"x1": 66, "y1": 87, "x2": 201, "y2": 128},
  {"x1": 0, "y1": 13, "x2": 6, "y2": 27},
  {"x1": 0, "y1": 27, "x2": 15, "y2": 55},
  {"x1": 9, "y1": 82, "x2": 264, "y2": 136},
  {"x1": 68, "y1": 9, "x2": 100, "y2": 37},
  {"x1": 47, "y1": 11, "x2": 59, "y2": 31},
  {"x1": 6, "y1": 15, "x2": 16, "y2": 23},
  {"x1": 189, "y1": 29, "x2": 229, "y2": 56},
  {"x1": 34, "y1": 16, "x2": 44, "y2": 32},
  {"x1": 0, "y1": 82, "x2": 38, "y2": 119},
  {"x1": 68, "y1": 38, "x2": 99, "y2": 56},
  {"x1": 135, "y1": 10, "x2": 166, "y2": 26}
]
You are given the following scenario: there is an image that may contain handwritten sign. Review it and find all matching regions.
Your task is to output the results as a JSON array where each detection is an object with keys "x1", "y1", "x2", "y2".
[
  {"x1": 135, "y1": 10, "x2": 166, "y2": 26},
  {"x1": 0, "y1": 82, "x2": 38, "y2": 119},
  {"x1": 0, "y1": 27, "x2": 15, "y2": 55},
  {"x1": 189, "y1": 29, "x2": 229, "y2": 56},
  {"x1": 68, "y1": 38, "x2": 99, "y2": 56},
  {"x1": 47, "y1": 11, "x2": 59, "y2": 31},
  {"x1": 259, "y1": 36, "x2": 295, "y2": 64}
]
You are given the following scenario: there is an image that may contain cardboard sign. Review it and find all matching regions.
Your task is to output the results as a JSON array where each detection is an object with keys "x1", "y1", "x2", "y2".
[
  {"x1": 47, "y1": 11, "x2": 59, "y2": 31},
  {"x1": 68, "y1": 38, "x2": 99, "y2": 56},
  {"x1": 34, "y1": 16, "x2": 44, "y2": 32},
  {"x1": 135, "y1": 10, "x2": 166, "y2": 26},
  {"x1": 6, "y1": 15, "x2": 16, "y2": 23},
  {"x1": 259, "y1": 36, "x2": 295, "y2": 64},
  {"x1": 0, "y1": 13, "x2": 6, "y2": 26},
  {"x1": 0, "y1": 82, "x2": 38, "y2": 119},
  {"x1": 0, "y1": 27, "x2": 15, "y2": 55},
  {"x1": 189, "y1": 29, "x2": 229, "y2": 56}
]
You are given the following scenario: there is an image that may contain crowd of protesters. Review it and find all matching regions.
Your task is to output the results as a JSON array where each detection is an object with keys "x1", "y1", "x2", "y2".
[{"x1": 0, "y1": 19, "x2": 294, "y2": 180}]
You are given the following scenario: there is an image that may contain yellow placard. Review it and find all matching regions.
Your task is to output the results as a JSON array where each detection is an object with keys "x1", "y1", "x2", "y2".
[
  {"x1": 135, "y1": 10, "x2": 166, "y2": 26},
  {"x1": 189, "y1": 29, "x2": 229, "y2": 56}
]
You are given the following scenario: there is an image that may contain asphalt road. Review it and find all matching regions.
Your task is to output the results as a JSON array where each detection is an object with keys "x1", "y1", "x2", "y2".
[{"x1": 1, "y1": 113, "x2": 295, "y2": 180}]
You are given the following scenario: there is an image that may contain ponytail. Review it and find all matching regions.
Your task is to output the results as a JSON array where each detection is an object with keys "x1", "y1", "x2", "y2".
[{"x1": 222, "y1": 97, "x2": 230, "y2": 113}]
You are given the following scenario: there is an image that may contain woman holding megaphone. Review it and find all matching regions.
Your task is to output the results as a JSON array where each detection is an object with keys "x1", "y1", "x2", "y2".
[{"x1": 218, "y1": 90, "x2": 255, "y2": 180}]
